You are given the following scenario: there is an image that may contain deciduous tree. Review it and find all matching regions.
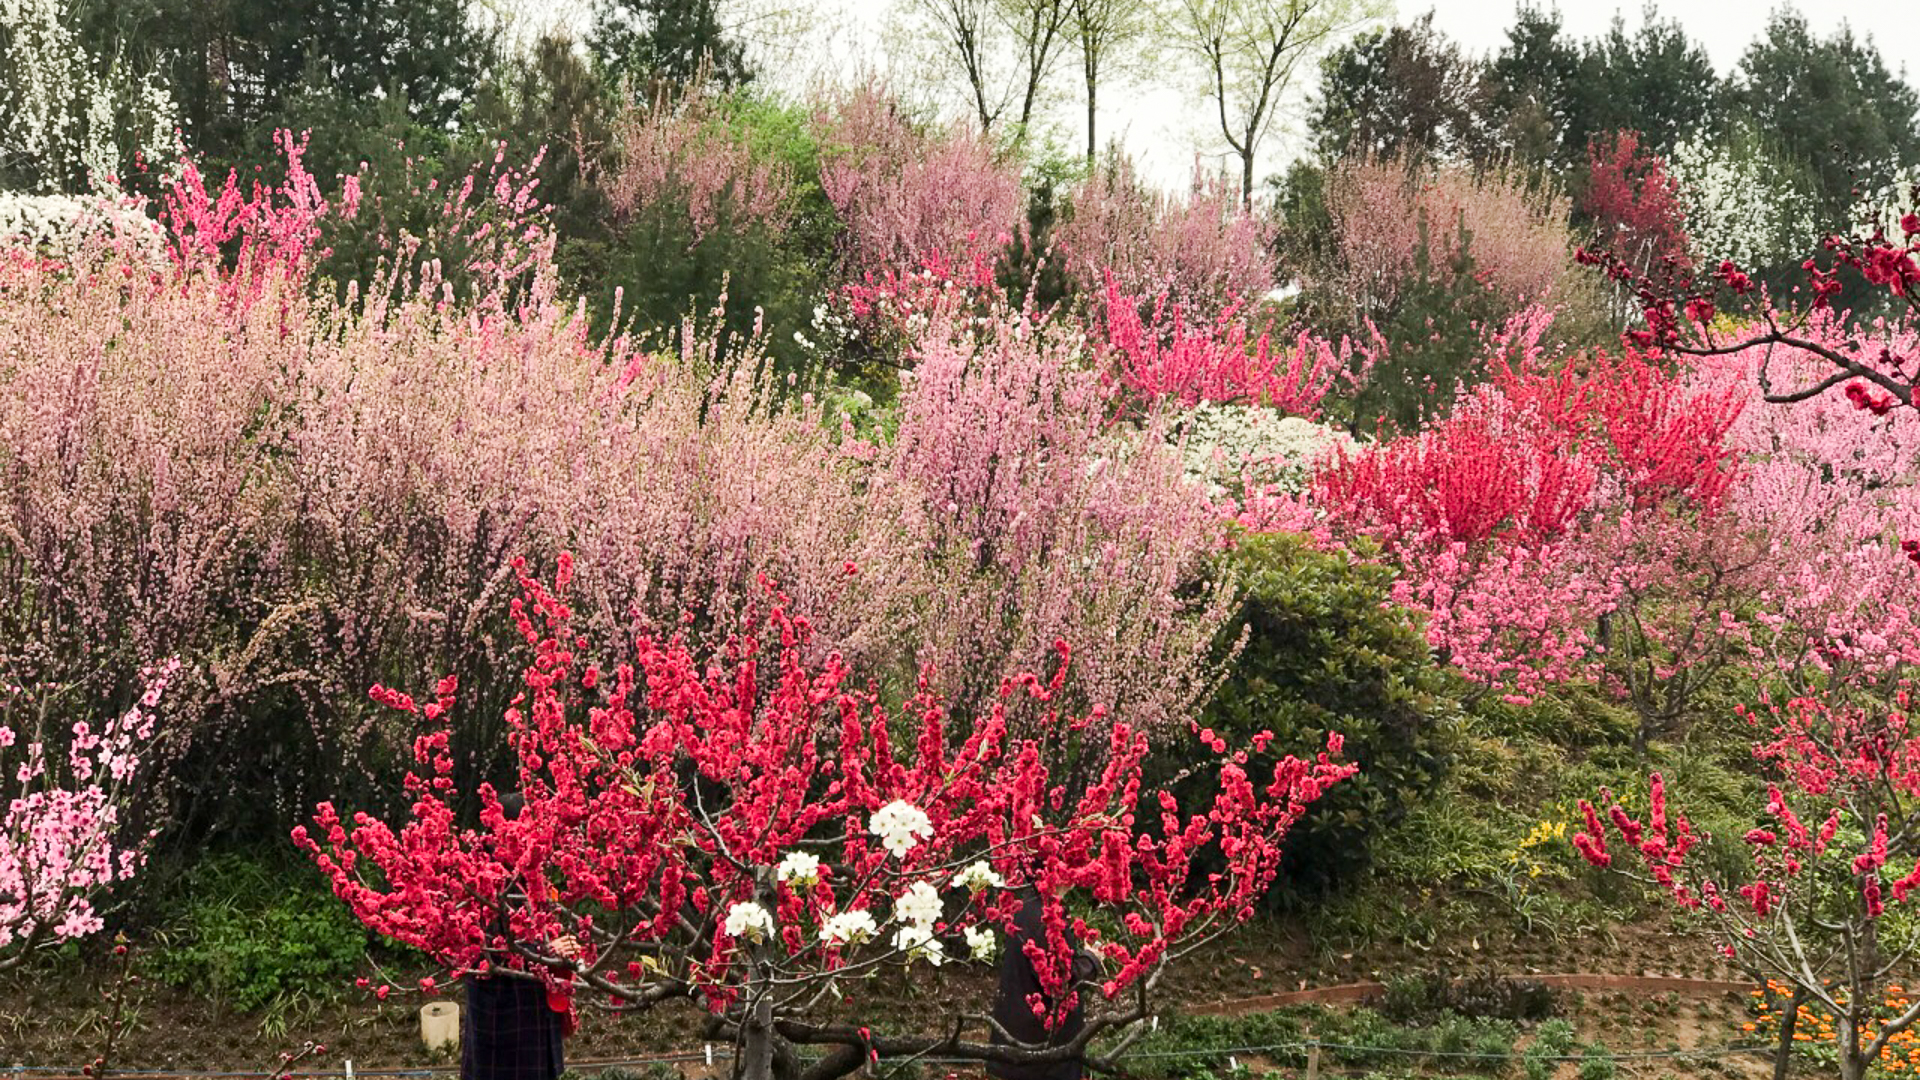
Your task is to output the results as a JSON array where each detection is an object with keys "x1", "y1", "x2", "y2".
[{"x1": 1168, "y1": 0, "x2": 1386, "y2": 203}]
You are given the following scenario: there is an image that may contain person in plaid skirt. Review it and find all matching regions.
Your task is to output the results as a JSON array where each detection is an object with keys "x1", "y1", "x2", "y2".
[{"x1": 462, "y1": 793, "x2": 579, "y2": 1080}]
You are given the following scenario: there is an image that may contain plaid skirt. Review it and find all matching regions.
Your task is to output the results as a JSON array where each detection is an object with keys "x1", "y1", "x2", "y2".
[{"x1": 461, "y1": 974, "x2": 566, "y2": 1080}]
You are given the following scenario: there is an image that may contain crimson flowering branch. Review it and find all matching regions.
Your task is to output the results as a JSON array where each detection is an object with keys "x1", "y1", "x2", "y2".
[
  {"x1": 0, "y1": 659, "x2": 179, "y2": 970},
  {"x1": 296, "y1": 558, "x2": 1352, "y2": 1080},
  {"x1": 1574, "y1": 184, "x2": 1920, "y2": 416},
  {"x1": 1573, "y1": 690, "x2": 1920, "y2": 1080},
  {"x1": 1307, "y1": 334, "x2": 1744, "y2": 705}
]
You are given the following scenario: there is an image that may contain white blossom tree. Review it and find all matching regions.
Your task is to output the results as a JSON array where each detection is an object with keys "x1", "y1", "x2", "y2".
[
  {"x1": 0, "y1": 0, "x2": 177, "y2": 194},
  {"x1": 1666, "y1": 130, "x2": 1817, "y2": 276}
]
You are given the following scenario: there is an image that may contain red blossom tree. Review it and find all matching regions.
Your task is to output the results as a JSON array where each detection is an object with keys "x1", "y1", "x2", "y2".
[
  {"x1": 1575, "y1": 689, "x2": 1920, "y2": 1080},
  {"x1": 1581, "y1": 132, "x2": 1690, "y2": 278},
  {"x1": 295, "y1": 559, "x2": 1353, "y2": 1080},
  {"x1": 1307, "y1": 333, "x2": 1745, "y2": 708}
]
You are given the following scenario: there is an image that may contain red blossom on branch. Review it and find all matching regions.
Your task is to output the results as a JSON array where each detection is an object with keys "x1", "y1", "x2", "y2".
[{"x1": 295, "y1": 559, "x2": 1352, "y2": 1079}]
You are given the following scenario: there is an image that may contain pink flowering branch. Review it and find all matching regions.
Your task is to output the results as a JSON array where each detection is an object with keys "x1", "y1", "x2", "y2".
[
  {"x1": 296, "y1": 559, "x2": 1352, "y2": 1080},
  {"x1": 1094, "y1": 276, "x2": 1364, "y2": 416},
  {"x1": 0, "y1": 659, "x2": 179, "y2": 970}
]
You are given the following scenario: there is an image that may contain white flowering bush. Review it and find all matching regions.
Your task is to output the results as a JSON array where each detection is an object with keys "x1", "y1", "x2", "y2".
[
  {"x1": 1173, "y1": 403, "x2": 1356, "y2": 499},
  {"x1": 0, "y1": 0, "x2": 177, "y2": 193},
  {"x1": 0, "y1": 190, "x2": 163, "y2": 261},
  {"x1": 1668, "y1": 134, "x2": 1817, "y2": 274},
  {"x1": 1851, "y1": 165, "x2": 1920, "y2": 237}
]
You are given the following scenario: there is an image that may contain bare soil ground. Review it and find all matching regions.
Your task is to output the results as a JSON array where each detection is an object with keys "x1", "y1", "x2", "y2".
[{"x1": 0, "y1": 910, "x2": 1777, "y2": 1078}]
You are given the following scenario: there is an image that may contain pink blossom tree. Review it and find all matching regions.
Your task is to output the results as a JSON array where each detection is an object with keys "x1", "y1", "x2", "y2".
[
  {"x1": 0, "y1": 660, "x2": 180, "y2": 969},
  {"x1": 1052, "y1": 159, "x2": 1277, "y2": 318},
  {"x1": 811, "y1": 84, "x2": 1025, "y2": 283}
]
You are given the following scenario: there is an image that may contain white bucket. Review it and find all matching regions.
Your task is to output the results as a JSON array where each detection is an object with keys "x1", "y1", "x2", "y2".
[{"x1": 421, "y1": 1001, "x2": 461, "y2": 1051}]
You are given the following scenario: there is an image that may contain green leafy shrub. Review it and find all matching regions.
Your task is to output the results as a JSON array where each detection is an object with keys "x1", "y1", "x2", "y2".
[
  {"x1": 148, "y1": 851, "x2": 368, "y2": 1013},
  {"x1": 1190, "y1": 532, "x2": 1463, "y2": 897},
  {"x1": 1380, "y1": 970, "x2": 1560, "y2": 1025}
]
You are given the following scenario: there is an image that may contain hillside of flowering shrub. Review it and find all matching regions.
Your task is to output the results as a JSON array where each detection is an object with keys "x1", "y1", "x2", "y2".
[{"x1": 10, "y1": 3, "x2": 1920, "y2": 1076}]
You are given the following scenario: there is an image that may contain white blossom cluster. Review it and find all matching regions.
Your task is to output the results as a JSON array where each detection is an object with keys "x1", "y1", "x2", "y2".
[
  {"x1": 0, "y1": 190, "x2": 163, "y2": 261},
  {"x1": 723, "y1": 804, "x2": 1005, "y2": 969},
  {"x1": 2, "y1": 0, "x2": 178, "y2": 193},
  {"x1": 1173, "y1": 403, "x2": 1355, "y2": 499},
  {"x1": 1667, "y1": 136, "x2": 1817, "y2": 273},
  {"x1": 868, "y1": 799, "x2": 933, "y2": 858},
  {"x1": 1850, "y1": 165, "x2": 1920, "y2": 236}
]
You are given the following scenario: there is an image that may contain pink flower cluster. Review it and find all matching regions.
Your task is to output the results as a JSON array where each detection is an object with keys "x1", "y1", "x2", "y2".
[
  {"x1": 1094, "y1": 276, "x2": 1365, "y2": 416},
  {"x1": 0, "y1": 660, "x2": 179, "y2": 965}
]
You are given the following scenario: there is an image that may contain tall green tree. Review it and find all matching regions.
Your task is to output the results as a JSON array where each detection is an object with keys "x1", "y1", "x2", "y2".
[
  {"x1": 897, "y1": 0, "x2": 1073, "y2": 140},
  {"x1": 76, "y1": 0, "x2": 497, "y2": 174},
  {"x1": 468, "y1": 32, "x2": 613, "y2": 239},
  {"x1": 1309, "y1": 11, "x2": 1490, "y2": 164},
  {"x1": 1169, "y1": 0, "x2": 1388, "y2": 202},
  {"x1": 1572, "y1": 7, "x2": 1716, "y2": 158},
  {"x1": 1478, "y1": 4, "x2": 1715, "y2": 170},
  {"x1": 590, "y1": 0, "x2": 752, "y2": 95},
  {"x1": 1733, "y1": 9, "x2": 1920, "y2": 231},
  {"x1": 1067, "y1": 0, "x2": 1149, "y2": 167},
  {"x1": 1478, "y1": 3, "x2": 1581, "y2": 168}
]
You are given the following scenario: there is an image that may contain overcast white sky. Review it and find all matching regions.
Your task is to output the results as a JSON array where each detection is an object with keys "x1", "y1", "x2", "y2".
[{"x1": 507, "y1": 1, "x2": 1920, "y2": 190}]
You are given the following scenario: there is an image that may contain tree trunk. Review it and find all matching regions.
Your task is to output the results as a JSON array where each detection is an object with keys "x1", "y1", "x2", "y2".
[
  {"x1": 1085, "y1": 58, "x2": 1098, "y2": 171},
  {"x1": 738, "y1": 975, "x2": 778, "y2": 1080},
  {"x1": 1240, "y1": 148, "x2": 1255, "y2": 208},
  {"x1": 1770, "y1": 983, "x2": 1804, "y2": 1080},
  {"x1": 1082, "y1": 76, "x2": 1098, "y2": 169},
  {"x1": 739, "y1": 1017, "x2": 776, "y2": 1080},
  {"x1": 1838, "y1": 1020, "x2": 1870, "y2": 1080}
]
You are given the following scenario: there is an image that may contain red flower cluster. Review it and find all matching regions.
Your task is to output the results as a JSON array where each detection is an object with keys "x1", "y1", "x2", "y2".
[{"x1": 295, "y1": 558, "x2": 1353, "y2": 1050}]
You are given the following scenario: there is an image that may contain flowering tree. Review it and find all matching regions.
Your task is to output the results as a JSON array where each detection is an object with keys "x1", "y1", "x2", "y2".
[
  {"x1": 1574, "y1": 690, "x2": 1920, "y2": 1080},
  {"x1": 1310, "y1": 327, "x2": 1745, "y2": 707},
  {"x1": 1580, "y1": 131, "x2": 1689, "y2": 329},
  {"x1": 0, "y1": 0, "x2": 177, "y2": 193},
  {"x1": 0, "y1": 660, "x2": 179, "y2": 969},
  {"x1": 1320, "y1": 156, "x2": 1578, "y2": 318},
  {"x1": 1665, "y1": 132, "x2": 1817, "y2": 277},
  {"x1": 1573, "y1": 180, "x2": 1920, "y2": 410},
  {"x1": 1052, "y1": 159, "x2": 1277, "y2": 318},
  {"x1": 811, "y1": 84, "x2": 1024, "y2": 282},
  {"x1": 297, "y1": 560, "x2": 1353, "y2": 1080},
  {"x1": 878, "y1": 304, "x2": 1240, "y2": 735}
]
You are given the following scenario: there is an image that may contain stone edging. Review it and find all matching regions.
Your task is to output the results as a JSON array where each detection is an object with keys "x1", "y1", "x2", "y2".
[{"x1": 1188, "y1": 973, "x2": 1754, "y2": 1016}]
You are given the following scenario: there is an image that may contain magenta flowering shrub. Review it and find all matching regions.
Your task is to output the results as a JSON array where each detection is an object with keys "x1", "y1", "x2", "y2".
[
  {"x1": 1306, "y1": 324, "x2": 1747, "y2": 708},
  {"x1": 1095, "y1": 276, "x2": 1367, "y2": 415}
]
